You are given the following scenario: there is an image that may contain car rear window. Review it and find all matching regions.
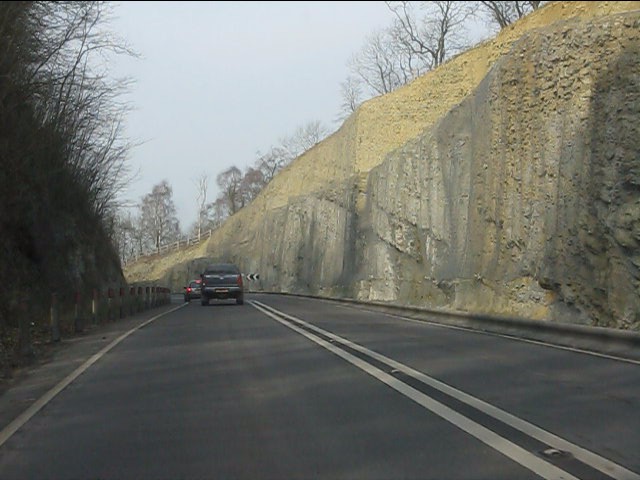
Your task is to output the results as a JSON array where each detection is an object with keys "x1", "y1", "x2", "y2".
[
  {"x1": 189, "y1": 282, "x2": 200, "y2": 288},
  {"x1": 204, "y1": 264, "x2": 239, "y2": 275}
]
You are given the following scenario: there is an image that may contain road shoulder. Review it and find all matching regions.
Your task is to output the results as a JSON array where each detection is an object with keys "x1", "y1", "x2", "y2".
[{"x1": 0, "y1": 302, "x2": 181, "y2": 434}]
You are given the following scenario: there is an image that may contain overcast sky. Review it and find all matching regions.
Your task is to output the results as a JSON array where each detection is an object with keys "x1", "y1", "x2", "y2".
[{"x1": 109, "y1": 1, "x2": 395, "y2": 230}]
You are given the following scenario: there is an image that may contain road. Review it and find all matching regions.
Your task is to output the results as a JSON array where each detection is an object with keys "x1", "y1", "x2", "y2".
[{"x1": 0, "y1": 294, "x2": 638, "y2": 480}]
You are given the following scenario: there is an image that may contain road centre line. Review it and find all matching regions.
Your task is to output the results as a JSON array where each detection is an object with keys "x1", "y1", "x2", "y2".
[
  {"x1": 0, "y1": 303, "x2": 187, "y2": 449},
  {"x1": 251, "y1": 300, "x2": 640, "y2": 480},
  {"x1": 251, "y1": 301, "x2": 578, "y2": 480}
]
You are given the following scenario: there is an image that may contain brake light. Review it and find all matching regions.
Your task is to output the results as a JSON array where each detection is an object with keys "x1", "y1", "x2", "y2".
[
  {"x1": 187, "y1": 287, "x2": 192, "y2": 292},
  {"x1": 237, "y1": 274, "x2": 243, "y2": 287}
]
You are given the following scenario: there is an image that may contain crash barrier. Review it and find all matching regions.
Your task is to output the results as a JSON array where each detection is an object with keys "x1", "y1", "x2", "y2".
[
  {"x1": 261, "y1": 292, "x2": 640, "y2": 362},
  {"x1": 43, "y1": 285, "x2": 172, "y2": 344},
  {"x1": 123, "y1": 229, "x2": 216, "y2": 266}
]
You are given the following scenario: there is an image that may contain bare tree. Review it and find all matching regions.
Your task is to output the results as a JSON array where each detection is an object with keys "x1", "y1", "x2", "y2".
[
  {"x1": 111, "y1": 213, "x2": 132, "y2": 264},
  {"x1": 348, "y1": 28, "x2": 406, "y2": 96},
  {"x1": 255, "y1": 146, "x2": 289, "y2": 184},
  {"x1": 0, "y1": 2, "x2": 137, "y2": 366},
  {"x1": 479, "y1": 1, "x2": 545, "y2": 30},
  {"x1": 239, "y1": 167, "x2": 266, "y2": 206},
  {"x1": 217, "y1": 166, "x2": 244, "y2": 215},
  {"x1": 337, "y1": 76, "x2": 364, "y2": 121},
  {"x1": 206, "y1": 121, "x2": 331, "y2": 222},
  {"x1": 345, "y1": 1, "x2": 478, "y2": 104},
  {"x1": 193, "y1": 172, "x2": 209, "y2": 240},
  {"x1": 280, "y1": 120, "x2": 330, "y2": 160},
  {"x1": 110, "y1": 211, "x2": 147, "y2": 264},
  {"x1": 204, "y1": 197, "x2": 229, "y2": 230},
  {"x1": 130, "y1": 214, "x2": 147, "y2": 257},
  {"x1": 25, "y1": 2, "x2": 137, "y2": 218},
  {"x1": 386, "y1": 1, "x2": 477, "y2": 70},
  {"x1": 139, "y1": 180, "x2": 180, "y2": 252}
]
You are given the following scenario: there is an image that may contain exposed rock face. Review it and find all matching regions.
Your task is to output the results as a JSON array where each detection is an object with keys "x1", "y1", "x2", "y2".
[
  {"x1": 361, "y1": 11, "x2": 640, "y2": 328},
  {"x1": 125, "y1": 2, "x2": 640, "y2": 330}
]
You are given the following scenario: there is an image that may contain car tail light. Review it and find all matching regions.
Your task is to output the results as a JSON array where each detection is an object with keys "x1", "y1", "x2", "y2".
[
  {"x1": 237, "y1": 274, "x2": 243, "y2": 287},
  {"x1": 187, "y1": 287, "x2": 192, "y2": 292}
]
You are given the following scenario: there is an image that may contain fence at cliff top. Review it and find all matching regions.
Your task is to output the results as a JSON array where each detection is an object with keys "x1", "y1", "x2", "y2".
[
  {"x1": 15, "y1": 284, "x2": 172, "y2": 359},
  {"x1": 123, "y1": 229, "x2": 216, "y2": 266}
]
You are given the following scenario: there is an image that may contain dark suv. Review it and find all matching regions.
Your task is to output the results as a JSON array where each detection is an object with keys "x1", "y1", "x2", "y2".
[
  {"x1": 200, "y1": 263, "x2": 244, "y2": 305},
  {"x1": 183, "y1": 280, "x2": 202, "y2": 302}
]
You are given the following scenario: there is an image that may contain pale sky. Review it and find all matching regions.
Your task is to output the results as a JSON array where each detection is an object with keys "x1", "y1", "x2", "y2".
[{"x1": 109, "y1": 1, "x2": 395, "y2": 230}]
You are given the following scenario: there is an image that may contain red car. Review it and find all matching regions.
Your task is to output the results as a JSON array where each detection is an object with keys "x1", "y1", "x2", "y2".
[{"x1": 183, "y1": 280, "x2": 202, "y2": 302}]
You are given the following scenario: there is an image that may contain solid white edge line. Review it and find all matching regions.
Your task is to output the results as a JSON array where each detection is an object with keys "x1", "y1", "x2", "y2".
[
  {"x1": 253, "y1": 300, "x2": 640, "y2": 480},
  {"x1": 250, "y1": 301, "x2": 578, "y2": 480},
  {"x1": 327, "y1": 300, "x2": 640, "y2": 366},
  {"x1": 0, "y1": 303, "x2": 187, "y2": 448}
]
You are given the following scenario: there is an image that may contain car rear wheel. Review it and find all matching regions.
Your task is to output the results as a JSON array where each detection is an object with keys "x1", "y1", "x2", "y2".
[{"x1": 236, "y1": 297, "x2": 244, "y2": 305}]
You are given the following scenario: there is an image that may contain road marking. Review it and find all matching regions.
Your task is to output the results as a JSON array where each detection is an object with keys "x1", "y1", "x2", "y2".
[
  {"x1": 325, "y1": 299, "x2": 640, "y2": 366},
  {"x1": 251, "y1": 301, "x2": 577, "y2": 480},
  {"x1": 251, "y1": 300, "x2": 640, "y2": 480},
  {"x1": 0, "y1": 303, "x2": 186, "y2": 448}
]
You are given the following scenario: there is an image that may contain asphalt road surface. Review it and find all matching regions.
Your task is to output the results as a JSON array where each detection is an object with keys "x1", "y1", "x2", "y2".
[{"x1": 0, "y1": 294, "x2": 638, "y2": 480}]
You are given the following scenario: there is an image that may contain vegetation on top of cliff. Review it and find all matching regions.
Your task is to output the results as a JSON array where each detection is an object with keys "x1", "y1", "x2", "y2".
[
  {"x1": 0, "y1": 2, "x2": 134, "y2": 374},
  {"x1": 210, "y1": 1, "x2": 640, "y2": 208}
]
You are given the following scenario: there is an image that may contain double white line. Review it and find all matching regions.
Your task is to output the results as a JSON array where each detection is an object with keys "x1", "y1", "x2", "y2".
[{"x1": 250, "y1": 300, "x2": 640, "y2": 480}]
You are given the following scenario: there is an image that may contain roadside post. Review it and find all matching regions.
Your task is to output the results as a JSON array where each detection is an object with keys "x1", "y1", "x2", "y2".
[
  {"x1": 119, "y1": 287, "x2": 125, "y2": 319},
  {"x1": 74, "y1": 291, "x2": 83, "y2": 333},
  {"x1": 137, "y1": 286, "x2": 143, "y2": 312},
  {"x1": 18, "y1": 296, "x2": 34, "y2": 358},
  {"x1": 50, "y1": 293, "x2": 61, "y2": 342},
  {"x1": 92, "y1": 289, "x2": 98, "y2": 325},
  {"x1": 130, "y1": 287, "x2": 136, "y2": 316},
  {"x1": 107, "y1": 288, "x2": 114, "y2": 321}
]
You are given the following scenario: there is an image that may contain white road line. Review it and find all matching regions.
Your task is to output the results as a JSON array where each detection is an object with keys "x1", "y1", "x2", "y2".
[
  {"x1": 251, "y1": 301, "x2": 578, "y2": 480},
  {"x1": 0, "y1": 303, "x2": 186, "y2": 448},
  {"x1": 326, "y1": 299, "x2": 640, "y2": 366},
  {"x1": 252, "y1": 300, "x2": 640, "y2": 480}
]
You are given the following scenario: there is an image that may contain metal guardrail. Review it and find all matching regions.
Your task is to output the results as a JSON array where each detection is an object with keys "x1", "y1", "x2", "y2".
[
  {"x1": 45, "y1": 285, "x2": 173, "y2": 342},
  {"x1": 15, "y1": 283, "x2": 173, "y2": 359},
  {"x1": 156, "y1": 229, "x2": 214, "y2": 255},
  {"x1": 125, "y1": 229, "x2": 215, "y2": 265}
]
